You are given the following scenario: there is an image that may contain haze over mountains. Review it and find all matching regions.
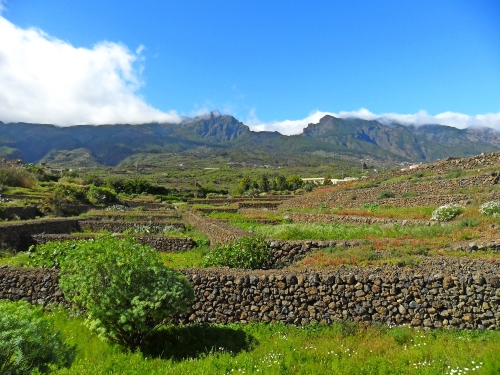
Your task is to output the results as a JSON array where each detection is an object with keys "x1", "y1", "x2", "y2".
[{"x1": 1, "y1": 111, "x2": 499, "y2": 167}]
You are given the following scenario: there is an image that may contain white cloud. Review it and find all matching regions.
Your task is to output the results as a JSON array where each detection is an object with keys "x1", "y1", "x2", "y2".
[
  {"x1": 249, "y1": 108, "x2": 500, "y2": 135},
  {"x1": 0, "y1": 15, "x2": 180, "y2": 125}
]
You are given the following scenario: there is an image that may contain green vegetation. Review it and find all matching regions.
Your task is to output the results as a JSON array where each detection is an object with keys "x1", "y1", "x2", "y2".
[
  {"x1": 0, "y1": 301, "x2": 74, "y2": 374},
  {"x1": 33, "y1": 311, "x2": 500, "y2": 374},
  {"x1": 202, "y1": 235, "x2": 271, "y2": 269},
  {"x1": 229, "y1": 222, "x2": 457, "y2": 241},
  {"x1": 0, "y1": 167, "x2": 36, "y2": 188},
  {"x1": 59, "y1": 236, "x2": 194, "y2": 350}
]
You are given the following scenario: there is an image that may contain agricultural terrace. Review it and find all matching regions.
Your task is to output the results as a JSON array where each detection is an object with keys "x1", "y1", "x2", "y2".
[{"x1": 1, "y1": 151, "x2": 500, "y2": 374}]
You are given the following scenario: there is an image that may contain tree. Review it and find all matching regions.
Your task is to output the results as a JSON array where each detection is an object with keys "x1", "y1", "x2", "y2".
[
  {"x1": 286, "y1": 174, "x2": 303, "y2": 191},
  {"x1": 0, "y1": 301, "x2": 74, "y2": 374},
  {"x1": 275, "y1": 174, "x2": 288, "y2": 191},
  {"x1": 259, "y1": 174, "x2": 270, "y2": 192},
  {"x1": 59, "y1": 236, "x2": 194, "y2": 350}
]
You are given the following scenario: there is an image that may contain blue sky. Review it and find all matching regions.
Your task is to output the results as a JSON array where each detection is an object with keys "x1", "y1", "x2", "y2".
[{"x1": 0, "y1": 0, "x2": 499, "y2": 133}]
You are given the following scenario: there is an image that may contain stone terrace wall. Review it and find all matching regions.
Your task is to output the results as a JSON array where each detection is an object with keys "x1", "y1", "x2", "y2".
[
  {"x1": 268, "y1": 240, "x2": 363, "y2": 267},
  {"x1": 79, "y1": 220, "x2": 186, "y2": 233},
  {"x1": 180, "y1": 259, "x2": 500, "y2": 329},
  {"x1": 0, "y1": 219, "x2": 81, "y2": 251},
  {"x1": 287, "y1": 212, "x2": 434, "y2": 226},
  {"x1": 238, "y1": 202, "x2": 280, "y2": 210},
  {"x1": 280, "y1": 174, "x2": 496, "y2": 210},
  {"x1": 194, "y1": 208, "x2": 239, "y2": 214},
  {"x1": 3, "y1": 258, "x2": 500, "y2": 330},
  {"x1": 88, "y1": 212, "x2": 182, "y2": 221},
  {"x1": 186, "y1": 212, "x2": 251, "y2": 245},
  {"x1": 31, "y1": 234, "x2": 195, "y2": 252},
  {"x1": 0, "y1": 206, "x2": 41, "y2": 220},
  {"x1": 121, "y1": 201, "x2": 168, "y2": 209},
  {"x1": 188, "y1": 196, "x2": 293, "y2": 205},
  {"x1": 0, "y1": 267, "x2": 64, "y2": 305}
]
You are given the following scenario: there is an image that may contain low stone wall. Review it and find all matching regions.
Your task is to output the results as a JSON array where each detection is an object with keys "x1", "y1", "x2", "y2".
[
  {"x1": 268, "y1": 240, "x2": 363, "y2": 267},
  {"x1": 0, "y1": 267, "x2": 64, "y2": 305},
  {"x1": 31, "y1": 234, "x2": 196, "y2": 252},
  {"x1": 88, "y1": 212, "x2": 182, "y2": 221},
  {"x1": 3, "y1": 258, "x2": 499, "y2": 330},
  {"x1": 0, "y1": 219, "x2": 81, "y2": 251},
  {"x1": 188, "y1": 196, "x2": 293, "y2": 205},
  {"x1": 0, "y1": 206, "x2": 40, "y2": 220},
  {"x1": 79, "y1": 220, "x2": 186, "y2": 233},
  {"x1": 180, "y1": 259, "x2": 500, "y2": 329},
  {"x1": 286, "y1": 212, "x2": 434, "y2": 226},
  {"x1": 195, "y1": 208, "x2": 239, "y2": 214},
  {"x1": 280, "y1": 173, "x2": 494, "y2": 210},
  {"x1": 238, "y1": 208, "x2": 279, "y2": 215},
  {"x1": 186, "y1": 212, "x2": 251, "y2": 245},
  {"x1": 121, "y1": 201, "x2": 167, "y2": 209},
  {"x1": 238, "y1": 202, "x2": 280, "y2": 210}
]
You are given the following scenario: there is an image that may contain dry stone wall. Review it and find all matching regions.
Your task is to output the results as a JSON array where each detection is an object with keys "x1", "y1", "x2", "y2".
[
  {"x1": 79, "y1": 220, "x2": 186, "y2": 233},
  {"x1": 0, "y1": 206, "x2": 40, "y2": 220},
  {"x1": 286, "y1": 212, "x2": 434, "y2": 226},
  {"x1": 280, "y1": 174, "x2": 497, "y2": 210},
  {"x1": 31, "y1": 234, "x2": 195, "y2": 252},
  {"x1": 238, "y1": 202, "x2": 280, "y2": 210},
  {"x1": 0, "y1": 219, "x2": 81, "y2": 251},
  {"x1": 0, "y1": 267, "x2": 64, "y2": 305},
  {"x1": 3, "y1": 258, "x2": 500, "y2": 330}
]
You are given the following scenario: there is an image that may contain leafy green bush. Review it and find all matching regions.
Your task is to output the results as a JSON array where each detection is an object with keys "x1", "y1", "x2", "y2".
[
  {"x1": 59, "y1": 236, "x2": 194, "y2": 350},
  {"x1": 202, "y1": 235, "x2": 271, "y2": 269},
  {"x1": 0, "y1": 300, "x2": 74, "y2": 374},
  {"x1": 53, "y1": 183, "x2": 87, "y2": 202},
  {"x1": 479, "y1": 201, "x2": 500, "y2": 217},
  {"x1": 430, "y1": 204, "x2": 464, "y2": 221},
  {"x1": 27, "y1": 240, "x2": 84, "y2": 268},
  {"x1": 378, "y1": 190, "x2": 395, "y2": 199},
  {"x1": 86, "y1": 185, "x2": 117, "y2": 204},
  {"x1": 122, "y1": 178, "x2": 152, "y2": 195}
]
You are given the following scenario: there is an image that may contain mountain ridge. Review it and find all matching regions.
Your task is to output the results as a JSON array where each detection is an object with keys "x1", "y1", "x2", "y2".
[{"x1": 1, "y1": 112, "x2": 499, "y2": 167}]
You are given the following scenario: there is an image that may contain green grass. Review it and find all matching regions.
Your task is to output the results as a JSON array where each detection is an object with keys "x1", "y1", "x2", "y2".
[
  {"x1": 229, "y1": 222, "x2": 458, "y2": 241},
  {"x1": 0, "y1": 251, "x2": 30, "y2": 267},
  {"x1": 160, "y1": 246, "x2": 209, "y2": 268},
  {"x1": 43, "y1": 308, "x2": 500, "y2": 374}
]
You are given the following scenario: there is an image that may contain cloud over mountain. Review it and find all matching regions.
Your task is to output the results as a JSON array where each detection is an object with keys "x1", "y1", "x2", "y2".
[
  {"x1": 0, "y1": 14, "x2": 179, "y2": 125},
  {"x1": 248, "y1": 109, "x2": 500, "y2": 135}
]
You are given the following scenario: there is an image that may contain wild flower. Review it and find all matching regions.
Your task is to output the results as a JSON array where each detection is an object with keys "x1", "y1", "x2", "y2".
[
  {"x1": 430, "y1": 204, "x2": 464, "y2": 222},
  {"x1": 479, "y1": 201, "x2": 500, "y2": 217}
]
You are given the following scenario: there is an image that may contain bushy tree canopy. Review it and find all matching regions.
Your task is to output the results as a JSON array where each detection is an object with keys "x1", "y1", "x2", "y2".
[{"x1": 59, "y1": 236, "x2": 194, "y2": 350}]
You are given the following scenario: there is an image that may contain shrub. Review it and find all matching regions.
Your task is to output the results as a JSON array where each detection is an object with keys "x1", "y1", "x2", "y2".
[
  {"x1": 479, "y1": 201, "x2": 500, "y2": 217},
  {"x1": 0, "y1": 167, "x2": 35, "y2": 188},
  {"x1": 378, "y1": 190, "x2": 395, "y2": 199},
  {"x1": 122, "y1": 178, "x2": 152, "y2": 195},
  {"x1": 59, "y1": 236, "x2": 193, "y2": 350},
  {"x1": 27, "y1": 240, "x2": 79, "y2": 268},
  {"x1": 430, "y1": 203, "x2": 464, "y2": 222},
  {"x1": 0, "y1": 300, "x2": 74, "y2": 374},
  {"x1": 86, "y1": 185, "x2": 117, "y2": 204},
  {"x1": 52, "y1": 183, "x2": 87, "y2": 202},
  {"x1": 202, "y1": 235, "x2": 271, "y2": 269}
]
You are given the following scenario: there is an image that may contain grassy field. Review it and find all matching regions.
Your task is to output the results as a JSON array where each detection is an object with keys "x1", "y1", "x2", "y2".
[
  {"x1": 42, "y1": 308, "x2": 500, "y2": 375},
  {"x1": 228, "y1": 221, "x2": 478, "y2": 241}
]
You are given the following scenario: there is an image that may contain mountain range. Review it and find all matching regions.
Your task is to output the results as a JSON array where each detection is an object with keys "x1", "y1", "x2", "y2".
[{"x1": 0, "y1": 111, "x2": 499, "y2": 167}]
